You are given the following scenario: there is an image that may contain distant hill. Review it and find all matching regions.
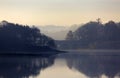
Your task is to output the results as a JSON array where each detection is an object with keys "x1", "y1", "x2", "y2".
[{"x1": 38, "y1": 24, "x2": 81, "y2": 40}]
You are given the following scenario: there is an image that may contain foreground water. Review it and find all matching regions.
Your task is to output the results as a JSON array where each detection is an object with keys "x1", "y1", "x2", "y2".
[{"x1": 0, "y1": 50, "x2": 120, "y2": 78}]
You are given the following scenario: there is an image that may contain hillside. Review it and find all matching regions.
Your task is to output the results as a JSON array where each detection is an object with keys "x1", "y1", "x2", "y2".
[
  {"x1": 0, "y1": 21, "x2": 57, "y2": 52},
  {"x1": 57, "y1": 20, "x2": 120, "y2": 50}
]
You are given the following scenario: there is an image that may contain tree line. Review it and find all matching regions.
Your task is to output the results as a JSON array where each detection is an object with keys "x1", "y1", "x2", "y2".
[
  {"x1": 0, "y1": 20, "x2": 56, "y2": 51},
  {"x1": 65, "y1": 20, "x2": 120, "y2": 49}
]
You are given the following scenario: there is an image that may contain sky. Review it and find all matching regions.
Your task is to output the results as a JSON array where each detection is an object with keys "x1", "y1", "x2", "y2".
[{"x1": 0, "y1": 0, "x2": 120, "y2": 26}]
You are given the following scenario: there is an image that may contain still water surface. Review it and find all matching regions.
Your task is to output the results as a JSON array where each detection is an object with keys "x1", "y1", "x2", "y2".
[{"x1": 0, "y1": 50, "x2": 120, "y2": 78}]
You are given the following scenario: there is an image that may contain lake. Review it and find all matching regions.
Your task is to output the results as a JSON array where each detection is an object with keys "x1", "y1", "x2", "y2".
[{"x1": 0, "y1": 50, "x2": 120, "y2": 78}]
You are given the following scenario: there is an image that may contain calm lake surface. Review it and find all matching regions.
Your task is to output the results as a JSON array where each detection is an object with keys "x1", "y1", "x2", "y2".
[{"x1": 1, "y1": 50, "x2": 120, "y2": 78}]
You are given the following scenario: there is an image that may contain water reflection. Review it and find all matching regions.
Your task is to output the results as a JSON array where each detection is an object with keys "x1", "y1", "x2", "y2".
[
  {"x1": 0, "y1": 55, "x2": 55, "y2": 78},
  {"x1": 63, "y1": 53, "x2": 120, "y2": 78},
  {"x1": 1, "y1": 52, "x2": 120, "y2": 78}
]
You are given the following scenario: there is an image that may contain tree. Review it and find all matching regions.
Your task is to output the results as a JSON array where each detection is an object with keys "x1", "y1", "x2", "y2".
[
  {"x1": 0, "y1": 21, "x2": 56, "y2": 51},
  {"x1": 66, "y1": 30, "x2": 74, "y2": 40},
  {"x1": 104, "y1": 21, "x2": 119, "y2": 41},
  {"x1": 64, "y1": 20, "x2": 120, "y2": 49},
  {"x1": 73, "y1": 21, "x2": 103, "y2": 41}
]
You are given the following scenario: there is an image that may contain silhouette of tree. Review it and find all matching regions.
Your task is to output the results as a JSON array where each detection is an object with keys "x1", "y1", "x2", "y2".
[
  {"x1": 66, "y1": 30, "x2": 74, "y2": 40},
  {"x1": 0, "y1": 21, "x2": 56, "y2": 51},
  {"x1": 104, "y1": 21, "x2": 119, "y2": 41},
  {"x1": 96, "y1": 18, "x2": 102, "y2": 24},
  {"x1": 64, "y1": 20, "x2": 120, "y2": 49},
  {"x1": 74, "y1": 21, "x2": 103, "y2": 41}
]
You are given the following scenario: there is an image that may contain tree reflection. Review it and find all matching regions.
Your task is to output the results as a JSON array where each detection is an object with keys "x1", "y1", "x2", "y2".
[
  {"x1": 65, "y1": 53, "x2": 120, "y2": 78},
  {"x1": 0, "y1": 55, "x2": 55, "y2": 78}
]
